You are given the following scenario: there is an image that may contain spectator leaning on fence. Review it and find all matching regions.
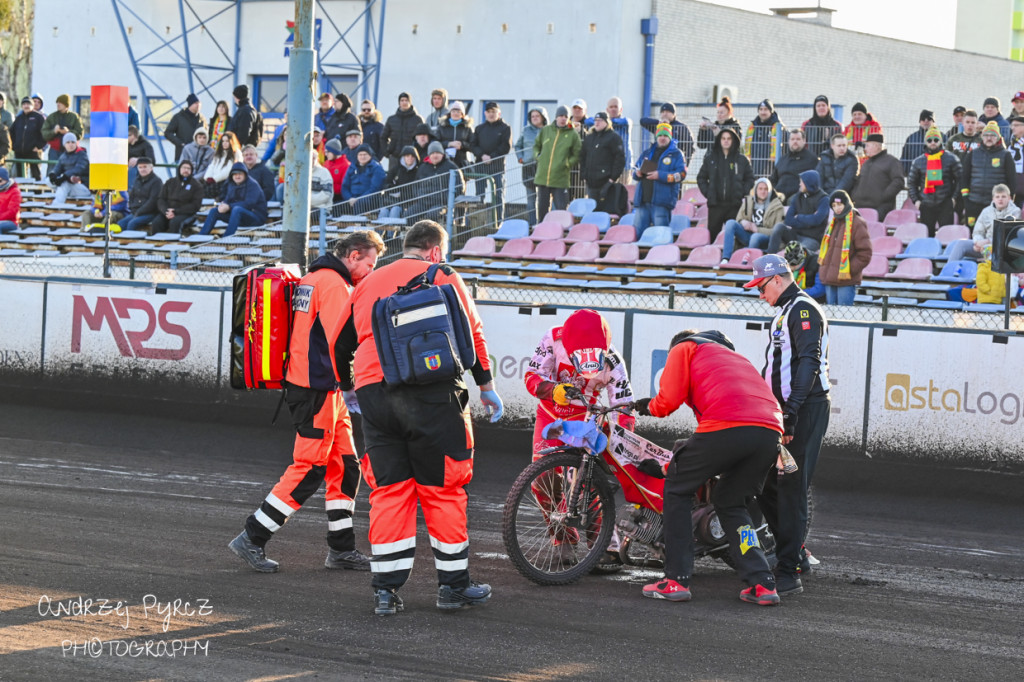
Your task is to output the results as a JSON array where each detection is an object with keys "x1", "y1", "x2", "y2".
[
  {"x1": 49, "y1": 132, "x2": 90, "y2": 205},
  {"x1": 851, "y1": 133, "x2": 904, "y2": 220},
  {"x1": 816, "y1": 133, "x2": 858, "y2": 196},
  {"x1": 11, "y1": 96, "x2": 45, "y2": 180},
  {"x1": 164, "y1": 93, "x2": 205, "y2": 161},
  {"x1": 0, "y1": 168, "x2": 20, "y2": 233},
  {"x1": 744, "y1": 99, "x2": 786, "y2": 177},
  {"x1": 801, "y1": 95, "x2": 843, "y2": 157},
  {"x1": 533, "y1": 105, "x2": 581, "y2": 222},
  {"x1": 907, "y1": 127, "x2": 962, "y2": 236},
  {"x1": 770, "y1": 128, "x2": 819, "y2": 204}
]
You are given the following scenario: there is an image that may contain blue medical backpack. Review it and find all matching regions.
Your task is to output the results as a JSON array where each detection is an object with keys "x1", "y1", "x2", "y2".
[{"x1": 371, "y1": 264, "x2": 477, "y2": 386}]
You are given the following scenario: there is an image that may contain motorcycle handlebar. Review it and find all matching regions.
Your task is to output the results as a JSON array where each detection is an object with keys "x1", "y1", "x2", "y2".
[{"x1": 563, "y1": 386, "x2": 634, "y2": 417}]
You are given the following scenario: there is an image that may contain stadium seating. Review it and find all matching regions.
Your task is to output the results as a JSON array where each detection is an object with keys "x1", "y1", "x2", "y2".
[
  {"x1": 568, "y1": 197, "x2": 597, "y2": 218},
  {"x1": 862, "y1": 254, "x2": 891, "y2": 278},
  {"x1": 496, "y1": 237, "x2": 535, "y2": 258},
  {"x1": 636, "y1": 226, "x2": 673, "y2": 247},
  {"x1": 558, "y1": 241, "x2": 600, "y2": 263},
  {"x1": 597, "y1": 243, "x2": 640, "y2": 264},
  {"x1": 719, "y1": 247, "x2": 762, "y2": 270},
  {"x1": 858, "y1": 207, "x2": 879, "y2": 223},
  {"x1": 579, "y1": 211, "x2": 611, "y2": 232},
  {"x1": 935, "y1": 224, "x2": 969, "y2": 246},
  {"x1": 885, "y1": 257, "x2": 933, "y2": 280},
  {"x1": 598, "y1": 224, "x2": 636, "y2": 245},
  {"x1": 682, "y1": 245, "x2": 722, "y2": 267},
  {"x1": 681, "y1": 186, "x2": 706, "y2": 206},
  {"x1": 669, "y1": 214, "x2": 691, "y2": 235},
  {"x1": 529, "y1": 222, "x2": 564, "y2": 241},
  {"x1": 884, "y1": 209, "x2": 918, "y2": 227},
  {"x1": 618, "y1": 213, "x2": 635, "y2": 226},
  {"x1": 935, "y1": 238, "x2": 971, "y2": 262},
  {"x1": 564, "y1": 223, "x2": 600, "y2": 243},
  {"x1": 531, "y1": 239, "x2": 566, "y2": 260},
  {"x1": 866, "y1": 221, "x2": 887, "y2": 240},
  {"x1": 892, "y1": 222, "x2": 928, "y2": 244},
  {"x1": 672, "y1": 202, "x2": 696, "y2": 217},
  {"x1": 931, "y1": 259, "x2": 978, "y2": 284},
  {"x1": 871, "y1": 236, "x2": 903, "y2": 258},
  {"x1": 493, "y1": 219, "x2": 530, "y2": 240},
  {"x1": 544, "y1": 210, "x2": 575, "y2": 229},
  {"x1": 895, "y1": 237, "x2": 941, "y2": 260},
  {"x1": 675, "y1": 227, "x2": 710, "y2": 249},
  {"x1": 636, "y1": 245, "x2": 681, "y2": 266}
]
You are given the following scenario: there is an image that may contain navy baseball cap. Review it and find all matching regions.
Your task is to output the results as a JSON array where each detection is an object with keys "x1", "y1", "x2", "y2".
[{"x1": 743, "y1": 254, "x2": 791, "y2": 289}]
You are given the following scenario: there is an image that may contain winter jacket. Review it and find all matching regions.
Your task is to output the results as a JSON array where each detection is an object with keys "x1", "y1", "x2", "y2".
[
  {"x1": 961, "y1": 143, "x2": 1016, "y2": 205},
  {"x1": 744, "y1": 113, "x2": 786, "y2": 176},
  {"x1": 360, "y1": 114, "x2": 385, "y2": 159},
  {"x1": 88, "y1": 190, "x2": 128, "y2": 220},
  {"x1": 696, "y1": 117, "x2": 741, "y2": 150},
  {"x1": 801, "y1": 114, "x2": 843, "y2": 156},
  {"x1": 514, "y1": 107, "x2": 549, "y2": 164},
  {"x1": 979, "y1": 112, "x2": 1011, "y2": 144},
  {"x1": 415, "y1": 156, "x2": 464, "y2": 210},
  {"x1": 324, "y1": 155, "x2": 350, "y2": 195},
  {"x1": 204, "y1": 151, "x2": 242, "y2": 184},
  {"x1": 580, "y1": 127, "x2": 625, "y2": 186},
  {"x1": 734, "y1": 186, "x2": 786, "y2": 235},
  {"x1": 245, "y1": 161, "x2": 277, "y2": 201},
  {"x1": 640, "y1": 117, "x2": 695, "y2": 163},
  {"x1": 851, "y1": 150, "x2": 905, "y2": 218},
  {"x1": 973, "y1": 201, "x2": 1022, "y2": 244},
  {"x1": 900, "y1": 127, "x2": 939, "y2": 174},
  {"x1": 164, "y1": 107, "x2": 207, "y2": 160},
  {"x1": 0, "y1": 182, "x2": 20, "y2": 224},
  {"x1": 325, "y1": 111, "x2": 360, "y2": 145},
  {"x1": 426, "y1": 102, "x2": 449, "y2": 135},
  {"x1": 632, "y1": 138, "x2": 686, "y2": 210},
  {"x1": 181, "y1": 139, "x2": 215, "y2": 178},
  {"x1": 314, "y1": 107, "x2": 334, "y2": 134},
  {"x1": 976, "y1": 260, "x2": 1007, "y2": 304},
  {"x1": 127, "y1": 172, "x2": 163, "y2": 216},
  {"x1": 771, "y1": 146, "x2": 820, "y2": 202},
  {"x1": 907, "y1": 149, "x2": 962, "y2": 206},
  {"x1": 696, "y1": 127, "x2": 754, "y2": 208},
  {"x1": 385, "y1": 154, "x2": 420, "y2": 204},
  {"x1": 533, "y1": 122, "x2": 581, "y2": 189},
  {"x1": 946, "y1": 132, "x2": 982, "y2": 163},
  {"x1": 0, "y1": 124, "x2": 8, "y2": 164},
  {"x1": 817, "y1": 210, "x2": 872, "y2": 286},
  {"x1": 157, "y1": 169, "x2": 205, "y2": 215},
  {"x1": 219, "y1": 162, "x2": 268, "y2": 221},
  {"x1": 816, "y1": 149, "x2": 859, "y2": 196},
  {"x1": 226, "y1": 98, "x2": 261, "y2": 147},
  {"x1": 341, "y1": 148, "x2": 386, "y2": 200},
  {"x1": 783, "y1": 170, "x2": 829, "y2": 240},
  {"x1": 11, "y1": 109, "x2": 45, "y2": 153},
  {"x1": 382, "y1": 106, "x2": 425, "y2": 164},
  {"x1": 310, "y1": 164, "x2": 334, "y2": 208},
  {"x1": 436, "y1": 115, "x2": 475, "y2": 167},
  {"x1": 0, "y1": 104, "x2": 12, "y2": 130},
  {"x1": 41, "y1": 109, "x2": 83, "y2": 146},
  {"x1": 470, "y1": 118, "x2": 512, "y2": 175},
  {"x1": 127, "y1": 136, "x2": 155, "y2": 162},
  {"x1": 843, "y1": 116, "x2": 882, "y2": 148},
  {"x1": 51, "y1": 147, "x2": 90, "y2": 184}
]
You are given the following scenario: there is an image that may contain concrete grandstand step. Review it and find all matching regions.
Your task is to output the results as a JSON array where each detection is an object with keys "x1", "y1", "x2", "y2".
[
  {"x1": 145, "y1": 232, "x2": 183, "y2": 241},
  {"x1": 0, "y1": 234, "x2": 16, "y2": 243},
  {"x1": 216, "y1": 236, "x2": 252, "y2": 245},
  {"x1": 120, "y1": 241, "x2": 159, "y2": 251},
  {"x1": 13, "y1": 227, "x2": 52, "y2": 236},
  {"x1": 0, "y1": 248, "x2": 32, "y2": 256},
  {"x1": 181, "y1": 235, "x2": 216, "y2": 243},
  {"x1": 53, "y1": 238, "x2": 89, "y2": 248},
  {"x1": 154, "y1": 243, "x2": 190, "y2": 252},
  {"x1": 19, "y1": 236, "x2": 57, "y2": 245},
  {"x1": 50, "y1": 227, "x2": 81, "y2": 236},
  {"x1": 253, "y1": 237, "x2": 282, "y2": 246}
]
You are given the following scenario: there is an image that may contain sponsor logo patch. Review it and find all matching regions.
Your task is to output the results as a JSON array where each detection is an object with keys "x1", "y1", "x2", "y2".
[
  {"x1": 293, "y1": 285, "x2": 313, "y2": 313},
  {"x1": 802, "y1": 321, "x2": 811, "y2": 330},
  {"x1": 800, "y1": 309, "x2": 809, "y2": 318},
  {"x1": 425, "y1": 354, "x2": 442, "y2": 371},
  {"x1": 738, "y1": 525, "x2": 759, "y2": 555}
]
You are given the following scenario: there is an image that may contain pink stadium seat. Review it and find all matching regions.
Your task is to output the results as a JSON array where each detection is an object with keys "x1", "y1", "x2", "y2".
[
  {"x1": 935, "y1": 224, "x2": 969, "y2": 246},
  {"x1": 672, "y1": 202, "x2": 696, "y2": 217},
  {"x1": 675, "y1": 226, "x2": 711, "y2": 248},
  {"x1": 530, "y1": 222, "x2": 564, "y2": 241},
  {"x1": 901, "y1": 196, "x2": 917, "y2": 211},
  {"x1": 892, "y1": 222, "x2": 928, "y2": 245},
  {"x1": 543, "y1": 210, "x2": 574, "y2": 229},
  {"x1": 858, "y1": 207, "x2": 879, "y2": 223},
  {"x1": 693, "y1": 204, "x2": 709, "y2": 221},
  {"x1": 682, "y1": 245, "x2": 722, "y2": 267},
  {"x1": 496, "y1": 237, "x2": 535, "y2": 258},
  {"x1": 862, "y1": 254, "x2": 890, "y2": 278},
  {"x1": 884, "y1": 208, "x2": 918, "y2": 227},
  {"x1": 866, "y1": 221, "x2": 887, "y2": 240},
  {"x1": 871, "y1": 236, "x2": 903, "y2": 258},
  {"x1": 885, "y1": 257, "x2": 933, "y2": 280},
  {"x1": 597, "y1": 243, "x2": 640, "y2": 264},
  {"x1": 712, "y1": 230, "x2": 725, "y2": 247},
  {"x1": 564, "y1": 223, "x2": 600, "y2": 243},
  {"x1": 531, "y1": 239, "x2": 566, "y2": 259},
  {"x1": 719, "y1": 247, "x2": 763, "y2": 270},
  {"x1": 599, "y1": 224, "x2": 637, "y2": 245},
  {"x1": 558, "y1": 241, "x2": 600, "y2": 263},
  {"x1": 681, "y1": 186, "x2": 706, "y2": 206},
  {"x1": 453, "y1": 236, "x2": 496, "y2": 257},
  {"x1": 637, "y1": 244, "x2": 681, "y2": 266}
]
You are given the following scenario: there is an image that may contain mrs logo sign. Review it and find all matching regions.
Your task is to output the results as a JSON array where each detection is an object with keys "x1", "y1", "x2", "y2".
[{"x1": 71, "y1": 295, "x2": 192, "y2": 361}]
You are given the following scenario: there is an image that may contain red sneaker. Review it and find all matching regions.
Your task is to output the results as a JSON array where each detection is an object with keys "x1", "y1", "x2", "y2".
[
  {"x1": 642, "y1": 578, "x2": 691, "y2": 602},
  {"x1": 740, "y1": 583, "x2": 780, "y2": 606}
]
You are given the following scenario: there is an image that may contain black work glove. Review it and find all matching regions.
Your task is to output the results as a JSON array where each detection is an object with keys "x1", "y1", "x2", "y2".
[
  {"x1": 633, "y1": 398, "x2": 652, "y2": 417},
  {"x1": 635, "y1": 458, "x2": 665, "y2": 479},
  {"x1": 535, "y1": 381, "x2": 555, "y2": 401},
  {"x1": 783, "y1": 412, "x2": 798, "y2": 440}
]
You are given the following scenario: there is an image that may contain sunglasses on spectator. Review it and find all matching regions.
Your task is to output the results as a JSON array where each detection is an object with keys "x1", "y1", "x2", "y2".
[{"x1": 361, "y1": 108, "x2": 371, "y2": 112}]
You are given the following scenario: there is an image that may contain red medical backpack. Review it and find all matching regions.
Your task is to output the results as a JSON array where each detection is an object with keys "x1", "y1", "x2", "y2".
[{"x1": 230, "y1": 264, "x2": 302, "y2": 390}]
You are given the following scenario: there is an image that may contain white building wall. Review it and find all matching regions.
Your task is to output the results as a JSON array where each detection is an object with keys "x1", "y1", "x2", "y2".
[{"x1": 954, "y1": 0, "x2": 1012, "y2": 59}]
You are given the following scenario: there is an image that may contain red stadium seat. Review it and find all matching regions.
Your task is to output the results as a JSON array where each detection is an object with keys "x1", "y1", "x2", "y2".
[
  {"x1": 858, "y1": 207, "x2": 879, "y2": 223},
  {"x1": 543, "y1": 210, "x2": 574, "y2": 229},
  {"x1": 885, "y1": 257, "x2": 933, "y2": 280},
  {"x1": 497, "y1": 237, "x2": 535, "y2": 258},
  {"x1": 718, "y1": 247, "x2": 763, "y2": 270},
  {"x1": 531, "y1": 239, "x2": 566, "y2": 259},
  {"x1": 870, "y1": 236, "x2": 903, "y2": 258},
  {"x1": 558, "y1": 241, "x2": 600, "y2": 263},
  {"x1": 453, "y1": 236, "x2": 496, "y2": 257},
  {"x1": 681, "y1": 186, "x2": 706, "y2": 206},
  {"x1": 892, "y1": 222, "x2": 928, "y2": 244},
  {"x1": 675, "y1": 227, "x2": 711, "y2": 248},
  {"x1": 935, "y1": 224, "x2": 969, "y2": 246},
  {"x1": 862, "y1": 254, "x2": 891, "y2": 278},
  {"x1": 597, "y1": 243, "x2": 640, "y2": 264},
  {"x1": 866, "y1": 221, "x2": 887, "y2": 240},
  {"x1": 682, "y1": 245, "x2": 722, "y2": 267},
  {"x1": 530, "y1": 222, "x2": 563, "y2": 241},
  {"x1": 599, "y1": 224, "x2": 637, "y2": 245},
  {"x1": 564, "y1": 223, "x2": 600, "y2": 243},
  {"x1": 637, "y1": 244, "x2": 681, "y2": 266},
  {"x1": 884, "y1": 209, "x2": 918, "y2": 227}
]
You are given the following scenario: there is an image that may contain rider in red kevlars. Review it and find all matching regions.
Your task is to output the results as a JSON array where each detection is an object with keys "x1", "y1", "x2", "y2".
[
  {"x1": 524, "y1": 308, "x2": 635, "y2": 572},
  {"x1": 633, "y1": 329, "x2": 784, "y2": 606}
]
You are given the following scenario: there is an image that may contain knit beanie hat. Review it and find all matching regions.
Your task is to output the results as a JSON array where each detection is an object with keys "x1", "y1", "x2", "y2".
[
  {"x1": 984, "y1": 96, "x2": 1000, "y2": 109},
  {"x1": 0, "y1": 167, "x2": 10, "y2": 189},
  {"x1": 759, "y1": 98, "x2": 774, "y2": 113},
  {"x1": 851, "y1": 102, "x2": 867, "y2": 115},
  {"x1": 555, "y1": 105, "x2": 569, "y2": 118},
  {"x1": 982, "y1": 120, "x2": 1001, "y2": 136},
  {"x1": 427, "y1": 140, "x2": 444, "y2": 156},
  {"x1": 656, "y1": 122, "x2": 672, "y2": 138},
  {"x1": 594, "y1": 111, "x2": 610, "y2": 124},
  {"x1": 62, "y1": 132, "x2": 77, "y2": 144},
  {"x1": 924, "y1": 126, "x2": 943, "y2": 141},
  {"x1": 660, "y1": 102, "x2": 676, "y2": 114},
  {"x1": 829, "y1": 190, "x2": 852, "y2": 213},
  {"x1": 325, "y1": 138, "x2": 344, "y2": 155},
  {"x1": 186, "y1": 93, "x2": 199, "y2": 106},
  {"x1": 56, "y1": 94, "x2": 70, "y2": 107},
  {"x1": 814, "y1": 95, "x2": 829, "y2": 106}
]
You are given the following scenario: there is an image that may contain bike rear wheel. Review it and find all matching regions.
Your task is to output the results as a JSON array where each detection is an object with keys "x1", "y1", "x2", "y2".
[{"x1": 502, "y1": 450, "x2": 615, "y2": 586}]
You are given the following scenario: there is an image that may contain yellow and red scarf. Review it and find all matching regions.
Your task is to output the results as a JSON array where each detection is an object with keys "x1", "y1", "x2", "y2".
[
  {"x1": 819, "y1": 211, "x2": 854, "y2": 280},
  {"x1": 210, "y1": 117, "x2": 227, "y2": 146},
  {"x1": 923, "y1": 151, "x2": 944, "y2": 194}
]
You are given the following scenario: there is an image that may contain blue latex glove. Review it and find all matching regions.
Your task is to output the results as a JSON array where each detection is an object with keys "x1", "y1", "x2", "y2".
[
  {"x1": 541, "y1": 419, "x2": 608, "y2": 455},
  {"x1": 481, "y1": 389, "x2": 504, "y2": 423},
  {"x1": 342, "y1": 390, "x2": 360, "y2": 414}
]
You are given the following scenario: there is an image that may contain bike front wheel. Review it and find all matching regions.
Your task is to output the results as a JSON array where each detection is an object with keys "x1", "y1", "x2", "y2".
[{"x1": 502, "y1": 450, "x2": 616, "y2": 586}]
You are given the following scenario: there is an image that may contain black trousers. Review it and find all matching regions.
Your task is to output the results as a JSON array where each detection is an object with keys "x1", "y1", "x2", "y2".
[
  {"x1": 707, "y1": 203, "x2": 740, "y2": 243},
  {"x1": 965, "y1": 199, "x2": 988, "y2": 227},
  {"x1": 919, "y1": 200, "x2": 954, "y2": 237},
  {"x1": 663, "y1": 426, "x2": 779, "y2": 587},
  {"x1": 758, "y1": 397, "x2": 830, "y2": 575}
]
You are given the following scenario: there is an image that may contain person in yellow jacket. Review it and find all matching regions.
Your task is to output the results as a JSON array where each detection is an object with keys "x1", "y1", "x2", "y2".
[{"x1": 976, "y1": 247, "x2": 1007, "y2": 304}]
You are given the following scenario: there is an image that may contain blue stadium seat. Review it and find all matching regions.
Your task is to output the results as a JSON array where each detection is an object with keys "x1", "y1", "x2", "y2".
[
  {"x1": 895, "y1": 237, "x2": 941, "y2": 260},
  {"x1": 669, "y1": 214, "x2": 691, "y2": 235},
  {"x1": 618, "y1": 213, "x2": 635, "y2": 226},
  {"x1": 579, "y1": 211, "x2": 611, "y2": 232},
  {"x1": 636, "y1": 226, "x2": 672, "y2": 247},
  {"x1": 493, "y1": 219, "x2": 529, "y2": 240},
  {"x1": 930, "y1": 259, "x2": 978, "y2": 284},
  {"x1": 918, "y1": 300, "x2": 964, "y2": 310},
  {"x1": 568, "y1": 197, "x2": 597, "y2": 218},
  {"x1": 966, "y1": 303, "x2": 1005, "y2": 313}
]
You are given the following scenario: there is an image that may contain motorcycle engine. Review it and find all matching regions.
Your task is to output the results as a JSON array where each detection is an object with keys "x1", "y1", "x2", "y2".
[
  {"x1": 692, "y1": 504, "x2": 727, "y2": 546},
  {"x1": 616, "y1": 505, "x2": 663, "y2": 546}
]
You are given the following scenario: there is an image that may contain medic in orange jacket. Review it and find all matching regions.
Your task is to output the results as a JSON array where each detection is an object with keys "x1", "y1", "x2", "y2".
[{"x1": 524, "y1": 308, "x2": 634, "y2": 460}]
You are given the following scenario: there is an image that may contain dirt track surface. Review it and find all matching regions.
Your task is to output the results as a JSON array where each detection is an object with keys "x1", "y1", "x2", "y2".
[{"x1": 1, "y1": 401, "x2": 1022, "y2": 681}]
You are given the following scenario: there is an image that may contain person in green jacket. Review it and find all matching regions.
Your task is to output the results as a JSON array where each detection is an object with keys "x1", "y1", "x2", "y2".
[
  {"x1": 533, "y1": 105, "x2": 581, "y2": 222},
  {"x1": 42, "y1": 94, "x2": 84, "y2": 163}
]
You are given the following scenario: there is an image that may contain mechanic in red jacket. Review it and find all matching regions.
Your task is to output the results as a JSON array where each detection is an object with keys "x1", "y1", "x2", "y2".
[{"x1": 634, "y1": 329, "x2": 784, "y2": 606}]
